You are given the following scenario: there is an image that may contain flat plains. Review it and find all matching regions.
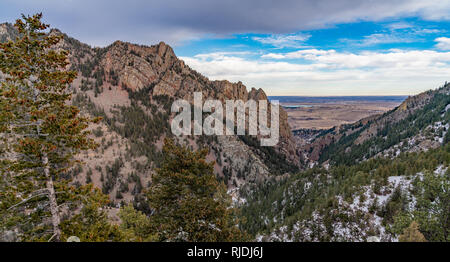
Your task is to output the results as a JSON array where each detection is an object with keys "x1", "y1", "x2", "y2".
[{"x1": 283, "y1": 101, "x2": 402, "y2": 130}]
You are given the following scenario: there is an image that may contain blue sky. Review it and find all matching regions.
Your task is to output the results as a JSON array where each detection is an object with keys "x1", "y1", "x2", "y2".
[
  {"x1": 2, "y1": 0, "x2": 450, "y2": 96},
  {"x1": 176, "y1": 19, "x2": 450, "y2": 56},
  {"x1": 178, "y1": 18, "x2": 450, "y2": 96}
]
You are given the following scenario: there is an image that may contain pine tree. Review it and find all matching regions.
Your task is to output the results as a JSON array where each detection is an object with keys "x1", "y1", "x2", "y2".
[
  {"x1": 147, "y1": 138, "x2": 248, "y2": 241},
  {"x1": 0, "y1": 14, "x2": 102, "y2": 241},
  {"x1": 59, "y1": 185, "x2": 125, "y2": 242},
  {"x1": 399, "y1": 221, "x2": 427, "y2": 242},
  {"x1": 118, "y1": 204, "x2": 157, "y2": 242}
]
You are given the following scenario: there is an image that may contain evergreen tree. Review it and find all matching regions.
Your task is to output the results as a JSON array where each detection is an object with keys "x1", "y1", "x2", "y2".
[
  {"x1": 392, "y1": 170, "x2": 449, "y2": 241},
  {"x1": 399, "y1": 221, "x2": 427, "y2": 242},
  {"x1": 0, "y1": 14, "x2": 103, "y2": 241},
  {"x1": 118, "y1": 204, "x2": 157, "y2": 242},
  {"x1": 59, "y1": 185, "x2": 125, "y2": 242},
  {"x1": 147, "y1": 138, "x2": 248, "y2": 241}
]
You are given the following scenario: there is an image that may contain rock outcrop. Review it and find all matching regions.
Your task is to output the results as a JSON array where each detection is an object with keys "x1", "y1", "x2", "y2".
[{"x1": 0, "y1": 23, "x2": 300, "y2": 205}]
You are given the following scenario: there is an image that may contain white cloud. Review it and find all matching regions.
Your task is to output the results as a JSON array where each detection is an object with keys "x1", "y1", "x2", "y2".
[
  {"x1": 386, "y1": 22, "x2": 413, "y2": 30},
  {"x1": 252, "y1": 33, "x2": 311, "y2": 48},
  {"x1": 360, "y1": 33, "x2": 416, "y2": 46},
  {"x1": 435, "y1": 37, "x2": 450, "y2": 50},
  {"x1": 192, "y1": 51, "x2": 254, "y2": 60},
  {"x1": 414, "y1": 28, "x2": 442, "y2": 34},
  {"x1": 181, "y1": 49, "x2": 450, "y2": 96},
  {"x1": 262, "y1": 49, "x2": 450, "y2": 68},
  {"x1": 271, "y1": 49, "x2": 450, "y2": 69},
  {"x1": 340, "y1": 24, "x2": 442, "y2": 47},
  {"x1": 261, "y1": 49, "x2": 336, "y2": 59}
]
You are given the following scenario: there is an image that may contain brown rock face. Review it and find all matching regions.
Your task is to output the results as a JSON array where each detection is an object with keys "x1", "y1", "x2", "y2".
[
  {"x1": 1, "y1": 25, "x2": 300, "y2": 206},
  {"x1": 85, "y1": 40, "x2": 299, "y2": 166}
]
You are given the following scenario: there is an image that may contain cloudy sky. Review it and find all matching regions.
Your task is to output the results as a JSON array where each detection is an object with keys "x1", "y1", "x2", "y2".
[{"x1": 2, "y1": 0, "x2": 450, "y2": 95}]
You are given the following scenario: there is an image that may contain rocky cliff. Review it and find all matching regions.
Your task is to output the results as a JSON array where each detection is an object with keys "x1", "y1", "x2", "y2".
[{"x1": 0, "y1": 23, "x2": 299, "y2": 207}]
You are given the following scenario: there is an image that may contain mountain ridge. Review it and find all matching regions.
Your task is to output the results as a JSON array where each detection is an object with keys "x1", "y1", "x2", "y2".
[
  {"x1": 242, "y1": 84, "x2": 449, "y2": 241},
  {"x1": 298, "y1": 84, "x2": 450, "y2": 167},
  {"x1": 0, "y1": 22, "x2": 299, "y2": 209}
]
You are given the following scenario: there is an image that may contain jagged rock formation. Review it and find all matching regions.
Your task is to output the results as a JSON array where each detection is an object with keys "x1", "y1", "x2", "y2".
[{"x1": 0, "y1": 23, "x2": 299, "y2": 208}]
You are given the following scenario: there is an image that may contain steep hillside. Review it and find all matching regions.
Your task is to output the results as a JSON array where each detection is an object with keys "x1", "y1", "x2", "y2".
[
  {"x1": 242, "y1": 86, "x2": 450, "y2": 241},
  {"x1": 0, "y1": 23, "x2": 299, "y2": 210},
  {"x1": 300, "y1": 84, "x2": 450, "y2": 167},
  {"x1": 242, "y1": 139, "x2": 449, "y2": 242}
]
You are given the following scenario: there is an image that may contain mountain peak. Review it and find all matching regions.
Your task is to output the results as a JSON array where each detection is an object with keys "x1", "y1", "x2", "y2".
[
  {"x1": 157, "y1": 41, "x2": 167, "y2": 47},
  {"x1": 155, "y1": 41, "x2": 175, "y2": 58}
]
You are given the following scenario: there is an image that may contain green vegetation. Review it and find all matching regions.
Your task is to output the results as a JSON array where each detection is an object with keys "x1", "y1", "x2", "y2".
[
  {"x1": 239, "y1": 135, "x2": 298, "y2": 175},
  {"x1": 390, "y1": 170, "x2": 449, "y2": 241},
  {"x1": 147, "y1": 138, "x2": 249, "y2": 241},
  {"x1": 398, "y1": 221, "x2": 427, "y2": 242},
  {"x1": 319, "y1": 88, "x2": 450, "y2": 165},
  {"x1": 241, "y1": 142, "x2": 450, "y2": 241},
  {"x1": 118, "y1": 204, "x2": 157, "y2": 241},
  {"x1": 0, "y1": 14, "x2": 116, "y2": 241},
  {"x1": 2, "y1": 13, "x2": 447, "y2": 243}
]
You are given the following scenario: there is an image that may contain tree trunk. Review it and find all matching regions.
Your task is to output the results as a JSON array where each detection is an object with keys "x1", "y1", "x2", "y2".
[{"x1": 43, "y1": 152, "x2": 61, "y2": 241}]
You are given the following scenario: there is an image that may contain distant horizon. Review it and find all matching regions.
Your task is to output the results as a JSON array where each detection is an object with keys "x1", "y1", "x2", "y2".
[
  {"x1": 268, "y1": 95, "x2": 408, "y2": 104},
  {"x1": 269, "y1": 95, "x2": 409, "y2": 98}
]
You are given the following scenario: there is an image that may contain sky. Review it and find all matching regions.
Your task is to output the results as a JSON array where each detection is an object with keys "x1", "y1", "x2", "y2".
[{"x1": 1, "y1": 0, "x2": 450, "y2": 96}]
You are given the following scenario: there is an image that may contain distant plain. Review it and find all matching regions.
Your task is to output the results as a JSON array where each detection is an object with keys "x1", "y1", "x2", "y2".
[{"x1": 270, "y1": 96, "x2": 407, "y2": 130}]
